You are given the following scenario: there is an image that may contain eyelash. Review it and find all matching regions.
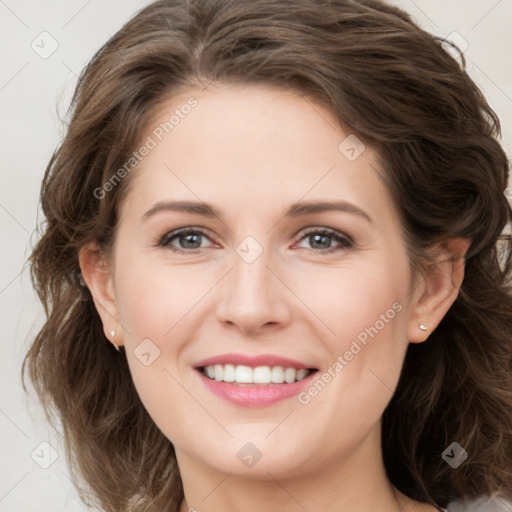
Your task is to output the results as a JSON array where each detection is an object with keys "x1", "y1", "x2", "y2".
[{"x1": 156, "y1": 227, "x2": 354, "y2": 255}]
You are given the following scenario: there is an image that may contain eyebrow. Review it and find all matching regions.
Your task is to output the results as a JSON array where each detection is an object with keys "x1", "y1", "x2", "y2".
[{"x1": 142, "y1": 200, "x2": 372, "y2": 223}]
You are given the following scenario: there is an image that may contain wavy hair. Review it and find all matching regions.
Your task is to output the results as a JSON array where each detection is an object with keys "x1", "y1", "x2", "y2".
[{"x1": 22, "y1": 0, "x2": 512, "y2": 510}]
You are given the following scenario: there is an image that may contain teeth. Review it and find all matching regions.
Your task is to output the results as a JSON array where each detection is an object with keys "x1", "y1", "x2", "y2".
[
  {"x1": 222, "y1": 364, "x2": 235, "y2": 382},
  {"x1": 201, "y1": 364, "x2": 312, "y2": 384},
  {"x1": 271, "y1": 366, "x2": 285, "y2": 383},
  {"x1": 253, "y1": 365, "x2": 271, "y2": 383}
]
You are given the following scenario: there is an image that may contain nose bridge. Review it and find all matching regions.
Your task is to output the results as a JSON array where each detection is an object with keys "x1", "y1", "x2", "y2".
[
  {"x1": 231, "y1": 237, "x2": 275, "y2": 310},
  {"x1": 216, "y1": 234, "x2": 289, "y2": 332},
  {"x1": 232, "y1": 244, "x2": 270, "y2": 299}
]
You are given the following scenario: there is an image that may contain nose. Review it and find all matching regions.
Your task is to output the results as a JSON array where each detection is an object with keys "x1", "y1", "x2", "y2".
[{"x1": 216, "y1": 244, "x2": 291, "y2": 336}]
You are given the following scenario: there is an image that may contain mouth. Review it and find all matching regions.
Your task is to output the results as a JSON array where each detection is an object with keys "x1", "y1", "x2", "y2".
[
  {"x1": 193, "y1": 362, "x2": 320, "y2": 407},
  {"x1": 196, "y1": 364, "x2": 318, "y2": 385}
]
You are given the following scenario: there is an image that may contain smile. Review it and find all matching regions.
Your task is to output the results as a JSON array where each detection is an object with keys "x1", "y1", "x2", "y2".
[{"x1": 194, "y1": 365, "x2": 319, "y2": 407}]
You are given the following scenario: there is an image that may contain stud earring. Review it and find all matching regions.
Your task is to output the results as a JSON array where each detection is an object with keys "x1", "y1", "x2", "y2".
[
  {"x1": 109, "y1": 330, "x2": 121, "y2": 352},
  {"x1": 419, "y1": 324, "x2": 427, "y2": 331}
]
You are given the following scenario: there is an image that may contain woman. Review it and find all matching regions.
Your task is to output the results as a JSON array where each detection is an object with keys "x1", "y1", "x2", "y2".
[{"x1": 22, "y1": 0, "x2": 512, "y2": 511}]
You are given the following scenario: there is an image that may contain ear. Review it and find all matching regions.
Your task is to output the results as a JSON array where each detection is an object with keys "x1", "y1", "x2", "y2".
[
  {"x1": 408, "y1": 237, "x2": 471, "y2": 343},
  {"x1": 79, "y1": 241, "x2": 122, "y2": 347}
]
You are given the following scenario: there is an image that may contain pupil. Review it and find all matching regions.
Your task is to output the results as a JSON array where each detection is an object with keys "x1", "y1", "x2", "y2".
[
  {"x1": 311, "y1": 234, "x2": 329, "y2": 249},
  {"x1": 182, "y1": 233, "x2": 201, "y2": 248}
]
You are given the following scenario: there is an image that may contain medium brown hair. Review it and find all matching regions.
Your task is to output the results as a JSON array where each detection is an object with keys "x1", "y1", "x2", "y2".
[{"x1": 22, "y1": 0, "x2": 512, "y2": 510}]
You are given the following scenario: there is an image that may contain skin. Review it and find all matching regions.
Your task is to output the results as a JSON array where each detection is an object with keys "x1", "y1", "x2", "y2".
[{"x1": 80, "y1": 83, "x2": 469, "y2": 512}]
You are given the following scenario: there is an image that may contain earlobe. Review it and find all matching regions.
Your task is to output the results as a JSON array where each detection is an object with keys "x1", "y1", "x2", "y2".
[
  {"x1": 78, "y1": 242, "x2": 120, "y2": 341},
  {"x1": 408, "y1": 237, "x2": 470, "y2": 343}
]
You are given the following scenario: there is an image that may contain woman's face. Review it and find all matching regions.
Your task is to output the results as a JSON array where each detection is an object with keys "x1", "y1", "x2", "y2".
[{"x1": 92, "y1": 83, "x2": 434, "y2": 477}]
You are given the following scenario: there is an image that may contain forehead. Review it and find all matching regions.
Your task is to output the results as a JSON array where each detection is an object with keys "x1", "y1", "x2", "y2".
[{"x1": 119, "y1": 83, "x2": 398, "y2": 228}]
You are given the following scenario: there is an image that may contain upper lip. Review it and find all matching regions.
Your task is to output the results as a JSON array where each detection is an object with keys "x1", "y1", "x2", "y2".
[{"x1": 194, "y1": 353, "x2": 317, "y2": 370}]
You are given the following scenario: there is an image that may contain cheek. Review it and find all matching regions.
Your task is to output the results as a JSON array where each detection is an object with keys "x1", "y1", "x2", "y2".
[
  {"x1": 114, "y1": 260, "x2": 217, "y2": 419},
  {"x1": 298, "y1": 255, "x2": 408, "y2": 348},
  {"x1": 115, "y1": 259, "x2": 213, "y2": 342},
  {"x1": 115, "y1": 261, "x2": 200, "y2": 437},
  {"x1": 300, "y1": 253, "x2": 410, "y2": 413},
  {"x1": 339, "y1": 269, "x2": 406, "y2": 350}
]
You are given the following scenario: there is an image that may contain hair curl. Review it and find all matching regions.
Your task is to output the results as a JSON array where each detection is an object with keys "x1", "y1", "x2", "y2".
[{"x1": 22, "y1": 0, "x2": 512, "y2": 511}]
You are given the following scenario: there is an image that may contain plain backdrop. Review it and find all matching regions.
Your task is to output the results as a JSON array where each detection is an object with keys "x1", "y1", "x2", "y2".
[{"x1": 1, "y1": 1, "x2": 511, "y2": 510}]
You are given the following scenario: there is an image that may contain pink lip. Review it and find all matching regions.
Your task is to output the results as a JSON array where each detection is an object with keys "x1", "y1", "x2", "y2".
[
  {"x1": 193, "y1": 353, "x2": 316, "y2": 370},
  {"x1": 195, "y1": 369, "x2": 318, "y2": 407}
]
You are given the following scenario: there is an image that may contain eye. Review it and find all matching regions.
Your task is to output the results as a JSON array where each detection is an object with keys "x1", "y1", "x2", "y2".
[
  {"x1": 294, "y1": 227, "x2": 353, "y2": 253},
  {"x1": 156, "y1": 226, "x2": 354, "y2": 255},
  {"x1": 157, "y1": 228, "x2": 215, "y2": 253}
]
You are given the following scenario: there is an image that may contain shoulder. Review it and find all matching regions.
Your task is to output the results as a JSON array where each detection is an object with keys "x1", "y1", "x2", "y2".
[{"x1": 446, "y1": 495, "x2": 512, "y2": 512}]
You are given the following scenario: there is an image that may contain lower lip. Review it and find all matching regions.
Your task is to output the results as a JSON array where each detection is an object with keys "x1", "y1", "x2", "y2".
[{"x1": 195, "y1": 369, "x2": 318, "y2": 407}]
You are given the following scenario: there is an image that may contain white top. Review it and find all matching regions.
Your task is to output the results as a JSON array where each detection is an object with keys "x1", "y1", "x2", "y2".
[{"x1": 445, "y1": 496, "x2": 512, "y2": 511}]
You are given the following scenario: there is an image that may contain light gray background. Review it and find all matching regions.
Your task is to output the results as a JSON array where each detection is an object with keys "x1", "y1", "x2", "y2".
[{"x1": 1, "y1": 1, "x2": 511, "y2": 510}]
